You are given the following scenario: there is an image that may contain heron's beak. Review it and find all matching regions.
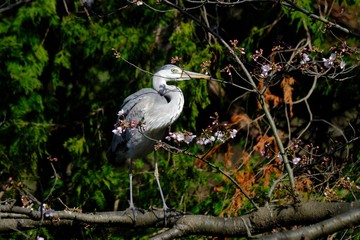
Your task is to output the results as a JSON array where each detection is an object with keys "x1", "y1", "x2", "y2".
[{"x1": 181, "y1": 70, "x2": 211, "y2": 80}]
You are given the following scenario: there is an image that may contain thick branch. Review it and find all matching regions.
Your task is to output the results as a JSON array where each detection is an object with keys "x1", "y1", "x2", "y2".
[
  {"x1": 152, "y1": 202, "x2": 360, "y2": 239},
  {"x1": 1, "y1": 202, "x2": 360, "y2": 239},
  {"x1": 0, "y1": 219, "x2": 73, "y2": 232},
  {"x1": 258, "y1": 207, "x2": 360, "y2": 240},
  {"x1": 0, "y1": 205, "x2": 182, "y2": 227}
]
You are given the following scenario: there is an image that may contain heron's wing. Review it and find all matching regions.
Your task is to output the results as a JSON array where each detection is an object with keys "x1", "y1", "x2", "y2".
[
  {"x1": 120, "y1": 88, "x2": 159, "y2": 114},
  {"x1": 107, "y1": 88, "x2": 167, "y2": 162}
]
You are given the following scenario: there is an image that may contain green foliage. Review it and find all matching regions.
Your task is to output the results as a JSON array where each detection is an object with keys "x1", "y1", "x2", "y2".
[
  {"x1": 169, "y1": 22, "x2": 197, "y2": 55},
  {"x1": 284, "y1": 0, "x2": 327, "y2": 46},
  {"x1": 64, "y1": 136, "x2": 89, "y2": 158},
  {"x1": 168, "y1": 21, "x2": 214, "y2": 129}
]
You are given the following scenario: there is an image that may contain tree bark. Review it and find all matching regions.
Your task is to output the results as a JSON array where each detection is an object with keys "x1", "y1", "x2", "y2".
[{"x1": 1, "y1": 202, "x2": 359, "y2": 239}]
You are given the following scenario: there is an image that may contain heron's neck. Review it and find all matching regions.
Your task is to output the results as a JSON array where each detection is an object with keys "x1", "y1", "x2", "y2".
[{"x1": 157, "y1": 84, "x2": 184, "y2": 126}]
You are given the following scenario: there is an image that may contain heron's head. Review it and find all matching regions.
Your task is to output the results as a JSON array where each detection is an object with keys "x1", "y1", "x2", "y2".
[{"x1": 154, "y1": 64, "x2": 210, "y2": 82}]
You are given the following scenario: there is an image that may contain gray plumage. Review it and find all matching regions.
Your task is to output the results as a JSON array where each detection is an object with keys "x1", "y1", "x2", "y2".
[
  {"x1": 107, "y1": 64, "x2": 209, "y2": 222},
  {"x1": 107, "y1": 64, "x2": 209, "y2": 162}
]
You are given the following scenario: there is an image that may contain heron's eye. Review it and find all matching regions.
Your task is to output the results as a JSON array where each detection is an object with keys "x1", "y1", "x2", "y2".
[{"x1": 171, "y1": 68, "x2": 178, "y2": 73}]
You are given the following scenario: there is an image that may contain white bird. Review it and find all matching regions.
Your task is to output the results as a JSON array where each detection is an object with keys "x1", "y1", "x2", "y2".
[{"x1": 107, "y1": 64, "x2": 209, "y2": 221}]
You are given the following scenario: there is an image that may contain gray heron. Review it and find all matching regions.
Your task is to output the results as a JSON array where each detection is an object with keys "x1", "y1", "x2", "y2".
[{"x1": 107, "y1": 64, "x2": 209, "y2": 222}]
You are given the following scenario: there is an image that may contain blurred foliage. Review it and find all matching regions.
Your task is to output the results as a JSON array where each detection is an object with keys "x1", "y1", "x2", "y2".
[{"x1": 0, "y1": 0, "x2": 359, "y2": 239}]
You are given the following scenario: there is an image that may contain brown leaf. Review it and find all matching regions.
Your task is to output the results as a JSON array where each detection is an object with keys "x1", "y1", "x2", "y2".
[
  {"x1": 257, "y1": 81, "x2": 282, "y2": 109},
  {"x1": 281, "y1": 75, "x2": 296, "y2": 118}
]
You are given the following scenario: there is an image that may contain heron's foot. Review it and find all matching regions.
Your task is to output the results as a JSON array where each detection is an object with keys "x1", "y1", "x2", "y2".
[
  {"x1": 163, "y1": 205, "x2": 170, "y2": 226},
  {"x1": 123, "y1": 205, "x2": 145, "y2": 223},
  {"x1": 130, "y1": 204, "x2": 136, "y2": 223},
  {"x1": 150, "y1": 205, "x2": 177, "y2": 226}
]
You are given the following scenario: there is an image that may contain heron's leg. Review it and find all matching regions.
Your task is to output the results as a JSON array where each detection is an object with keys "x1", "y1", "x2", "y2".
[
  {"x1": 154, "y1": 152, "x2": 169, "y2": 225},
  {"x1": 129, "y1": 158, "x2": 136, "y2": 221}
]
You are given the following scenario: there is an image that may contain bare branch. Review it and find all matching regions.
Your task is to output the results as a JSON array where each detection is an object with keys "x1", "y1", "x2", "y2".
[
  {"x1": 163, "y1": 0, "x2": 296, "y2": 191},
  {"x1": 257, "y1": 207, "x2": 360, "y2": 240},
  {"x1": 282, "y1": 0, "x2": 360, "y2": 38},
  {"x1": 180, "y1": 0, "x2": 360, "y2": 37},
  {"x1": 2, "y1": 202, "x2": 360, "y2": 239},
  {"x1": 155, "y1": 140, "x2": 260, "y2": 210},
  {"x1": 0, "y1": 0, "x2": 31, "y2": 14}
]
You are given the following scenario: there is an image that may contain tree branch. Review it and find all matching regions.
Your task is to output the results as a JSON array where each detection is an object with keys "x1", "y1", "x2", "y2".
[
  {"x1": 163, "y1": 0, "x2": 296, "y2": 190},
  {"x1": 1, "y1": 202, "x2": 360, "y2": 239},
  {"x1": 0, "y1": 0, "x2": 31, "y2": 14},
  {"x1": 257, "y1": 207, "x2": 360, "y2": 240},
  {"x1": 282, "y1": 0, "x2": 360, "y2": 38},
  {"x1": 181, "y1": 0, "x2": 360, "y2": 38}
]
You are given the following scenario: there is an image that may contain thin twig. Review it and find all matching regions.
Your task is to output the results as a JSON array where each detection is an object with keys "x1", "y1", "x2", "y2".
[
  {"x1": 163, "y1": 0, "x2": 295, "y2": 189},
  {"x1": 62, "y1": 0, "x2": 70, "y2": 15},
  {"x1": 282, "y1": 0, "x2": 360, "y2": 38},
  {"x1": 158, "y1": 141, "x2": 261, "y2": 210},
  {"x1": 179, "y1": 0, "x2": 360, "y2": 38},
  {"x1": 43, "y1": 162, "x2": 59, "y2": 202},
  {"x1": 0, "y1": 0, "x2": 31, "y2": 13},
  {"x1": 293, "y1": 136, "x2": 360, "y2": 175}
]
